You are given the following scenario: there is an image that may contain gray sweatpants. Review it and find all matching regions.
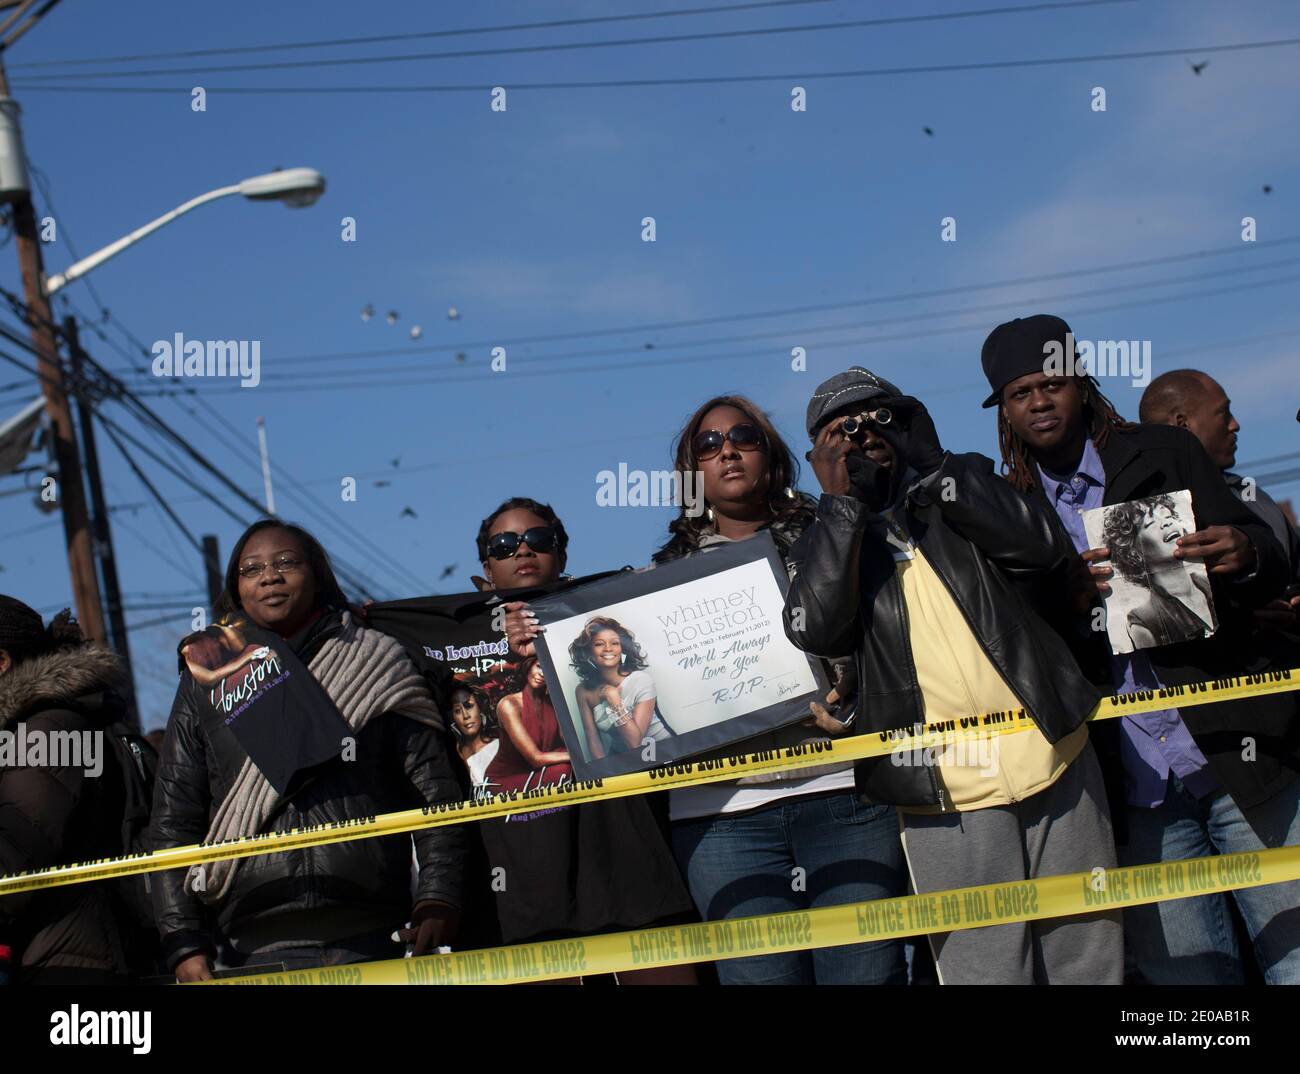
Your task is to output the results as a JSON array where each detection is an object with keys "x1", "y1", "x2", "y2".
[{"x1": 899, "y1": 739, "x2": 1123, "y2": 984}]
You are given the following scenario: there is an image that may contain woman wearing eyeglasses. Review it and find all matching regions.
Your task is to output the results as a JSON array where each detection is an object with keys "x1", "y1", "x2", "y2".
[
  {"x1": 473, "y1": 497, "x2": 697, "y2": 982},
  {"x1": 149, "y1": 519, "x2": 466, "y2": 982},
  {"x1": 654, "y1": 395, "x2": 908, "y2": 985}
]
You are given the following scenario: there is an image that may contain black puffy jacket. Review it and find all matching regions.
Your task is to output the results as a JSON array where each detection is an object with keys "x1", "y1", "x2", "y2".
[
  {"x1": 0, "y1": 644, "x2": 143, "y2": 984},
  {"x1": 782, "y1": 452, "x2": 1101, "y2": 810},
  {"x1": 149, "y1": 614, "x2": 465, "y2": 970}
]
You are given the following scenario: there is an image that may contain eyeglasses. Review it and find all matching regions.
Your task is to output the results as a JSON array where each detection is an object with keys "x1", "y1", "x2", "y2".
[
  {"x1": 238, "y1": 554, "x2": 305, "y2": 579},
  {"x1": 839, "y1": 408, "x2": 892, "y2": 437},
  {"x1": 692, "y1": 423, "x2": 766, "y2": 461},
  {"x1": 487, "y1": 526, "x2": 559, "y2": 561}
]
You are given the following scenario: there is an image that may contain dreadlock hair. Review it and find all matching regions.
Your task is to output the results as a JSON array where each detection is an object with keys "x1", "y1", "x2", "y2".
[{"x1": 997, "y1": 374, "x2": 1135, "y2": 493}]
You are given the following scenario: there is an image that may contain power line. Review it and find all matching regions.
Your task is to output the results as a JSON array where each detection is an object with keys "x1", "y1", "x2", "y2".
[
  {"x1": 133, "y1": 269, "x2": 1300, "y2": 397},
  {"x1": 104, "y1": 501, "x2": 206, "y2": 585},
  {"x1": 172, "y1": 392, "x2": 432, "y2": 595},
  {"x1": 9, "y1": 0, "x2": 839, "y2": 67},
  {"x1": 182, "y1": 237, "x2": 1300, "y2": 368},
  {"x1": 16, "y1": 34, "x2": 1300, "y2": 94},
  {"x1": 7, "y1": 1, "x2": 1139, "y2": 80},
  {"x1": 122, "y1": 610, "x2": 193, "y2": 632},
  {"x1": 98, "y1": 414, "x2": 211, "y2": 553},
  {"x1": 32, "y1": 262, "x2": 428, "y2": 596},
  {"x1": 90, "y1": 370, "x2": 396, "y2": 600},
  {"x1": 1236, "y1": 450, "x2": 1300, "y2": 470},
  {"x1": 116, "y1": 253, "x2": 1300, "y2": 384},
  {"x1": 113, "y1": 399, "x2": 396, "y2": 601}
]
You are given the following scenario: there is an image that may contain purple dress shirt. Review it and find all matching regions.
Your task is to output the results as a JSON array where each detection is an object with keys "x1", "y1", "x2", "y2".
[{"x1": 1037, "y1": 438, "x2": 1220, "y2": 808}]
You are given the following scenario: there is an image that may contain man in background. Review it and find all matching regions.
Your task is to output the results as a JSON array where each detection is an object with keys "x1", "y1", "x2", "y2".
[{"x1": 1140, "y1": 369, "x2": 1300, "y2": 629}]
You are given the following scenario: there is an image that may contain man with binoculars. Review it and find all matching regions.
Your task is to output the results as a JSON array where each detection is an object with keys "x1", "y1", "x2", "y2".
[{"x1": 783, "y1": 366, "x2": 1122, "y2": 984}]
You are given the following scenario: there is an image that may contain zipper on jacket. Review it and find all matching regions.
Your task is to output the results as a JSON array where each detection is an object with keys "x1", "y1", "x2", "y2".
[
  {"x1": 887, "y1": 563, "x2": 948, "y2": 813},
  {"x1": 921, "y1": 536, "x2": 1040, "y2": 739},
  {"x1": 124, "y1": 738, "x2": 152, "y2": 895}
]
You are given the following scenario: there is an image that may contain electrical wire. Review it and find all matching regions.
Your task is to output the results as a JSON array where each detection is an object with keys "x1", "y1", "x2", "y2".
[
  {"x1": 15, "y1": 34, "x2": 1300, "y2": 94},
  {"x1": 8, "y1": 1, "x2": 1140, "y2": 81},
  {"x1": 113, "y1": 253, "x2": 1300, "y2": 384},
  {"x1": 9, "y1": 0, "x2": 841, "y2": 67},
  {"x1": 134, "y1": 268, "x2": 1300, "y2": 396}
]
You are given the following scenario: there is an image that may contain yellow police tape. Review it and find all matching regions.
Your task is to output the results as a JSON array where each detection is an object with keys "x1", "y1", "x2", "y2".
[
  {"x1": 0, "y1": 669, "x2": 1295, "y2": 897},
  {"x1": 200, "y1": 843, "x2": 1300, "y2": 985}
]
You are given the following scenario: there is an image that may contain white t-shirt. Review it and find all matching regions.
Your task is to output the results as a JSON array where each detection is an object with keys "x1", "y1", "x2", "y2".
[{"x1": 591, "y1": 669, "x2": 671, "y2": 754}]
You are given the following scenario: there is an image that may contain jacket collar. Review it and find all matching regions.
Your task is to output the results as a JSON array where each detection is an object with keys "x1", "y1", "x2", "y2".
[
  {"x1": 1096, "y1": 426, "x2": 1142, "y2": 495},
  {"x1": 0, "y1": 644, "x2": 124, "y2": 729}
]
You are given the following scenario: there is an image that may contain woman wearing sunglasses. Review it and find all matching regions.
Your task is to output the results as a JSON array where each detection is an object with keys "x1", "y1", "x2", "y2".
[
  {"x1": 653, "y1": 395, "x2": 908, "y2": 986},
  {"x1": 473, "y1": 497, "x2": 697, "y2": 983}
]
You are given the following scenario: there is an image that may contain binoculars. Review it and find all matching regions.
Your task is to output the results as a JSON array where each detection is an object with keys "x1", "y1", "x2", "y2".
[{"x1": 840, "y1": 408, "x2": 892, "y2": 436}]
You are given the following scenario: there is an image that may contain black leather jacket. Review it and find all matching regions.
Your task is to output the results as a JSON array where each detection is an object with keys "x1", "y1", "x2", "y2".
[
  {"x1": 782, "y1": 452, "x2": 1100, "y2": 810},
  {"x1": 148, "y1": 616, "x2": 465, "y2": 970}
]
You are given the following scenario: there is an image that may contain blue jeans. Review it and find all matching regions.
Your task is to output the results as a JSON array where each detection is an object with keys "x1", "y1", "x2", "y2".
[
  {"x1": 672, "y1": 790, "x2": 907, "y2": 985},
  {"x1": 1122, "y1": 774, "x2": 1300, "y2": 985}
]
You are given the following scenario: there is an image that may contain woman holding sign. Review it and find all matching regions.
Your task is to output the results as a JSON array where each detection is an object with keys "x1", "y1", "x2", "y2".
[
  {"x1": 654, "y1": 395, "x2": 908, "y2": 986},
  {"x1": 474, "y1": 498, "x2": 697, "y2": 983}
]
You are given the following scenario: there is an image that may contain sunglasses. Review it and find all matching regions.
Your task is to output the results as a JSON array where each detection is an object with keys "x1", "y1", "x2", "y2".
[
  {"x1": 692, "y1": 422, "x2": 765, "y2": 461},
  {"x1": 839, "y1": 408, "x2": 892, "y2": 437},
  {"x1": 487, "y1": 526, "x2": 559, "y2": 561}
]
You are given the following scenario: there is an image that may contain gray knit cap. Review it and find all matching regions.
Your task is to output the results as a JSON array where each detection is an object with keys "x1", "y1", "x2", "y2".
[{"x1": 805, "y1": 366, "x2": 903, "y2": 440}]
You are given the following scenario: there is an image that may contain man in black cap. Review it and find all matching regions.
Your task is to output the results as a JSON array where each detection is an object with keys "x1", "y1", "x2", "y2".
[
  {"x1": 783, "y1": 366, "x2": 1122, "y2": 984},
  {"x1": 983, "y1": 315, "x2": 1300, "y2": 985}
]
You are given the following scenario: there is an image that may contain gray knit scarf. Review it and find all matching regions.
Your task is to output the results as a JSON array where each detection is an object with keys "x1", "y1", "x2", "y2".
[{"x1": 190, "y1": 612, "x2": 443, "y2": 903}]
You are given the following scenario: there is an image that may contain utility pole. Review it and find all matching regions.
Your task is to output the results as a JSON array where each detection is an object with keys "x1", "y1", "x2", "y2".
[
  {"x1": 0, "y1": 58, "x2": 107, "y2": 644},
  {"x1": 65, "y1": 315, "x2": 138, "y2": 725}
]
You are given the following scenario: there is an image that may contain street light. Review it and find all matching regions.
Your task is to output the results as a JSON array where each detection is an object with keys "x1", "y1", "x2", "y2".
[{"x1": 44, "y1": 167, "x2": 326, "y2": 294}]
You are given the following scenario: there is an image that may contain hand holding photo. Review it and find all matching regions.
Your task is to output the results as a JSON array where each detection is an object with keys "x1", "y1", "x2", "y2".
[{"x1": 1081, "y1": 490, "x2": 1217, "y2": 654}]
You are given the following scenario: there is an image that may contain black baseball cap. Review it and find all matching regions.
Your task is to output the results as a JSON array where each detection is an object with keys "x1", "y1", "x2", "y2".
[{"x1": 980, "y1": 314, "x2": 1074, "y2": 408}]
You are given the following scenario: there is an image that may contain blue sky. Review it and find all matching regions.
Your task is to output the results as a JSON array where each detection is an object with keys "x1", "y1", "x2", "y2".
[{"x1": 1, "y1": 0, "x2": 1297, "y2": 728}]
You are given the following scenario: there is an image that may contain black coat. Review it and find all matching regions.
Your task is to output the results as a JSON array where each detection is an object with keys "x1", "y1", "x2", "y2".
[
  {"x1": 148, "y1": 616, "x2": 466, "y2": 970},
  {"x1": 0, "y1": 645, "x2": 141, "y2": 984},
  {"x1": 1028, "y1": 423, "x2": 1299, "y2": 820},
  {"x1": 783, "y1": 452, "x2": 1101, "y2": 810}
]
